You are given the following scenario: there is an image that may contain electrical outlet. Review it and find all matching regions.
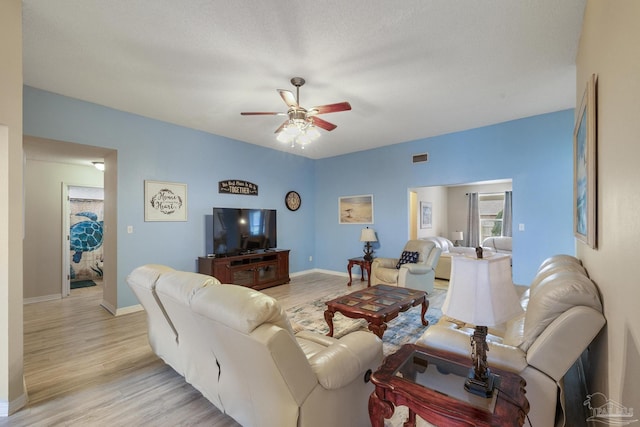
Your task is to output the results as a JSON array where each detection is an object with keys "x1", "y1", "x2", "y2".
[
  {"x1": 127, "y1": 225, "x2": 134, "y2": 234},
  {"x1": 518, "y1": 223, "x2": 525, "y2": 231},
  {"x1": 309, "y1": 256, "x2": 313, "y2": 262}
]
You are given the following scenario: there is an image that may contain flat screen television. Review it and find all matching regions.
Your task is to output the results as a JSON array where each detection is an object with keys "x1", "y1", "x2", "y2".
[{"x1": 212, "y1": 207, "x2": 277, "y2": 256}]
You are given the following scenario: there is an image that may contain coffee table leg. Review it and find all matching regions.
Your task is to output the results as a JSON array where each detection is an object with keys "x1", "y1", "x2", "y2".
[
  {"x1": 404, "y1": 409, "x2": 417, "y2": 427},
  {"x1": 368, "y1": 322, "x2": 387, "y2": 339},
  {"x1": 324, "y1": 309, "x2": 335, "y2": 337},
  {"x1": 369, "y1": 391, "x2": 395, "y2": 427},
  {"x1": 420, "y1": 299, "x2": 430, "y2": 326}
]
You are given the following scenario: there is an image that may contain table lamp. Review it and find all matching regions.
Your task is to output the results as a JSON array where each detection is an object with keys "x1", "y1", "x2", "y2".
[
  {"x1": 441, "y1": 254, "x2": 523, "y2": 397},
  {"x1": 360, "y1": 227, "x2": 377, "y2": 261},
  {"x1": 451, "y1": 231, "x2": 464, "y2": 246}
]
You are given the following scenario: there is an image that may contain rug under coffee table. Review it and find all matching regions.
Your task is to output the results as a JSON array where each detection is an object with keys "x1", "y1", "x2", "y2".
[{"x1": 324, "y1": 284, "x2": 429, "y2": 339}]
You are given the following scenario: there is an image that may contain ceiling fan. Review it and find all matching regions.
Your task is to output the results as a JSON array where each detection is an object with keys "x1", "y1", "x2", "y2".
[{"x1": 241, "y1": 77, "x2": 351, "y2": 147}]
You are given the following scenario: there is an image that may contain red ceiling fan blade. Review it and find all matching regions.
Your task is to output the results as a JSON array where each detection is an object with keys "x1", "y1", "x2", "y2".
[
  {"x1": 308, "y1": 102, "x2": 352, "y2": 115},
  {"x1": 274, "y1": 121, "x2": 288, "y2": 134},
  {"x1": 241, "y1": 111, "x2": 286, "y2": 116},
  {"x1": 278, "y1": 89, "x2": 298, "y2": 108},
  {"x1": 311, "y1": 117, "x2": 337, "y2": 131}
]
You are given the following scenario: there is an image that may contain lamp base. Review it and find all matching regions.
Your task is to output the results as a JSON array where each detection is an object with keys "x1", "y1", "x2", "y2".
[
  {"x1": 464, "y1": 368, "x2": 498, "y2": 398},
  {"x1": 363, "y1": 242, "x2": 374, "y2": 261}
]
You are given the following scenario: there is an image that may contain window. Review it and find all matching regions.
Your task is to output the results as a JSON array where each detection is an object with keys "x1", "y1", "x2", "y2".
[
  {"x1": 249, "y1": 210, "x2": 264, "y2": 236},
  {"x1": 478, "y1": 193, "x2": 505, "y2": 243}
]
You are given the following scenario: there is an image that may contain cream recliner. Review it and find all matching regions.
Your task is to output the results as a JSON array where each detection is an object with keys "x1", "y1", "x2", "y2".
[
  {"x1": 127, "y1": 264, "x2": 383, "y2": 427},
  {"x1": 416, "y1": 255, "x2": 606, "y2": 427},
  {"x1": 370, "y1": 239, "x2": 441, "y2": 293}
]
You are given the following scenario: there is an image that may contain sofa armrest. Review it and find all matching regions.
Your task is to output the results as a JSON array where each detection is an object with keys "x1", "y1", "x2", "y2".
[
  {"x1": 417, "y1": 324, "x2": 528, "y2": 374},
  {"x1": 307, "y1": 331, "x2": 383, "y2": 389},
  {"x1": 295, "y1": 330, "x2": 339, "y2": 347},
  {"x1": 526, "y1": 306, "x2": 605, "y2": 381},
  {"x1": 402, "y1": 264, "x2": 431, "y2": 274},
  {"x1": 372, "y1": 257, "x2": 398, "y2": 269}
]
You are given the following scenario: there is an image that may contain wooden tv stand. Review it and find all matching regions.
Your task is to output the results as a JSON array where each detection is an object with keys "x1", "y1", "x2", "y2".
[{"x1": 198, "y1": 249, "x2": 290, "y2": 290}]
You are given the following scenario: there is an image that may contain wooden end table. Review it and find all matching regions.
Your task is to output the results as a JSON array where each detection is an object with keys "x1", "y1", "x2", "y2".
[
  {"x1": 347, "y1": 257, "x2": 372, "y2": 286},
  {"x1": 324, "y1": 285, "x2": 428, "y2": 339},
  {"x1": 369, "y1": 344, "x2": 529, "y2": 427}
]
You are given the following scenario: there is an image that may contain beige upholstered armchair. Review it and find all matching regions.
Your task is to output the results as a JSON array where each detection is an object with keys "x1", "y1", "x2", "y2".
[{"x1": 370, "y1": 239, "x2": 442, "y2": 293}]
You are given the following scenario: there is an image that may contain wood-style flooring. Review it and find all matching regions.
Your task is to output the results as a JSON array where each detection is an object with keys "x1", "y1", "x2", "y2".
[
  {"x1": 3, "y1": 272, "x2": 587, "y2": 427},
  {"x1": 2, "y1": 272, "x2": 370, "y2": 427}
]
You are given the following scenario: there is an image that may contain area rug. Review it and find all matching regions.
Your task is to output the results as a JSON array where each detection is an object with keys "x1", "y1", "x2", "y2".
[
  {"x1": 286, "y1": 287, "x2": 446, "y2": 356},
  {"x1": 70, "y1": 279, "x2": 96, "y2": 289}
]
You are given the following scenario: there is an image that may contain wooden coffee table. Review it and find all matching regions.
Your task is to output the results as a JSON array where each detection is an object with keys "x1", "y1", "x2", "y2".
[{"x1": 324, "y1": 284, "x2": 428, "y2": 339}]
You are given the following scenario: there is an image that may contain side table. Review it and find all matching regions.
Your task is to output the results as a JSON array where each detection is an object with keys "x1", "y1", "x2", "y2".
[
  {"x1": 347, "y1": 257, "x2": 371, "y2": 286},
  {"x1": 369, "y1": 344, "x2": 529, "y2": 427}
]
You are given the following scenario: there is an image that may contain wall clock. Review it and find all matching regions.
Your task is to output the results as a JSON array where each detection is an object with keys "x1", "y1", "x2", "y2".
[{"x1": 285, "y1": 191, "x2": 301, "y2": 211}]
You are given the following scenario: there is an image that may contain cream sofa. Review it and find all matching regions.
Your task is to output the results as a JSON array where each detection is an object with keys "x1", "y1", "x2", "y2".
[
  {"x1": 423, "y1": 236, "x2": 494, "y2": 280},
  {"x1": 481, "y1": 236, "x2": 512, "y2": 254},
  {"x1": 370, "y1": 239, "x2": 441, "y2": 293},
  {"x1": 127, "y1": 264, "x2": 383, "y2": 427},
  {"x1": 416, "y1": 255, "x2": 606, "y2": 427}
]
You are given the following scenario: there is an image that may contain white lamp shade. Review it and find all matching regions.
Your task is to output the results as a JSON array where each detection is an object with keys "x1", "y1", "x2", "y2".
[
  {"x1": 442, "y1": 255, "x2": 523, "y2": 326},
  {"x1": 360, "y1": 228, "x2": 377, "y2": 242},
  {"x1": 451, "y1": 231, "x2": 463, "y2": 241}
]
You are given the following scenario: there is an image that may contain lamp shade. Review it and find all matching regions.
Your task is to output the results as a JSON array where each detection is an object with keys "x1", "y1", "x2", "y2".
[
  {"x1": 442, "y1": 254, "x2": 523, "y2": 326},
  {"x1": 360, "y1": 227, "x2": 377, "y2": 242},
  {"x1": 451, "y1": 231, "x2": 463, "y2": 241}
]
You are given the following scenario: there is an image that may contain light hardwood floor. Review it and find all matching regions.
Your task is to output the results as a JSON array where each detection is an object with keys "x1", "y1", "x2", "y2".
[
  {"x1": 2, "y1": 272, "x2": 369, "y2": 427},
  {"x1": 4, "y1": 273, "x2": 586, "y2": 427}
]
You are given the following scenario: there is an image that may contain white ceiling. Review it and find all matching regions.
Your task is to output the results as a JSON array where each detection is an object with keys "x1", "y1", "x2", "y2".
[{"x1": 22, "y1": 0, "x2": 586, "y2": 160}]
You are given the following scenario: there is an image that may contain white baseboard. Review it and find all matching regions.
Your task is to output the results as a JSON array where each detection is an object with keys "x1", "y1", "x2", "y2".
[
  {"x1": 0, "y1": 388, "x2": 28, "y2": 417},
  {"x1": 290, "y1": 268, "x2": 347, "y2": 278},
  {"x1": 23, "y1": 294, "x2": 61, "y2": 304},
  {"x1": 100, "y1": 299, "x2": 116, "y2": 315},
  {"x1": 115, "y1": 304, "x2": 143, "y2": 316}
]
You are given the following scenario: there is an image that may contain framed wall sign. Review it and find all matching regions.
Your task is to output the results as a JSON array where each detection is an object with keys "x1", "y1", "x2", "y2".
[
  {"x1": 339, "y1": 194, "x2": 374, "y2": 224},
  {"x1": 573, "y1": 74, "x2": 597, "y2": 248},
  {"x1": 144, "y1": 180, "x2": 187, "y2": 222}
]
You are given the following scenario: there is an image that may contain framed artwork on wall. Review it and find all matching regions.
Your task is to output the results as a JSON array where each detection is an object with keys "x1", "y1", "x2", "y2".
[
  {"x1": 339, "y1": 194, "x2": 374, "y2": 224},
  {"x1": 420, "y1": 201, "x2": 433, "y2": 229},
  {"x1": 573, "y1": 73, "x2": 597, "y2": 248},
  {"x1": 144, "y1": 180, "x2": 188, "y2": 222}
]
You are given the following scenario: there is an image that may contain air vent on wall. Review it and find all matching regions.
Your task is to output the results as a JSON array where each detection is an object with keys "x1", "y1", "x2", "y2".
[{"x1": 412, "y1": 153, "x2": 429, "y2": 163}]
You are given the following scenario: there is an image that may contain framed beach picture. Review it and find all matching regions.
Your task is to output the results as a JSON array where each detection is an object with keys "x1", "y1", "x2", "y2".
[
  {"x1": 573, "y1": 74, "x2": 597, "y2": 248},
  {"x1": 144, "y1": 180, "x2": 188, "y2": 222},
  {"x1": 420, "y1": 201, "x2": 433, "y2": 229},
  {"x1": 339, "y1": 194, "x2": 374, "y2": 224}
]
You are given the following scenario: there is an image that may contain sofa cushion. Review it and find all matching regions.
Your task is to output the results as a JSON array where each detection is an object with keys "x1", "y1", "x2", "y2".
[
  {"x1": 192, "y1": 284, "x2": 294, "y2": 335},
  {"x1": 519, "y1": 270, "x2": 602, "y2": 351},
  {"x1": 396, "y1": 250, "x2": 419, "y2": 269},
  {"x1": 156, "y1": 271, "x2": 220, "y2": 305},
  {"x1": 126, "y1": 264, "x2": 175, "y2": 290}
]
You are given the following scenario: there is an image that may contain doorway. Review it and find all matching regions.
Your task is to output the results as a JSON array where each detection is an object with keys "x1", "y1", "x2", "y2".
[{"x1": 63, "y1": 185, "x2": 104, "y2": 297}]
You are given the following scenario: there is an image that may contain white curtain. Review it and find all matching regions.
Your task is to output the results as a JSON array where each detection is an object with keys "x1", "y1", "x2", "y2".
[
  {"x1": 466, "y1": 192, "x2": 480, "y2": 247},
  {"x1": 503, "y1": 191, "x2": 513, "y2": 237}
]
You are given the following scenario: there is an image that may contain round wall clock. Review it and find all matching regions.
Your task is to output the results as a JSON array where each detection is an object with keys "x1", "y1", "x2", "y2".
[{"x1": 285, "y1": 191, "x2": 301, "y2": 211}]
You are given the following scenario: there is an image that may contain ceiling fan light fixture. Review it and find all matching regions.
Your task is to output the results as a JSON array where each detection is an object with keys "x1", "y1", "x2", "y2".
[
  {"x1": 277, "y1": 131, "x2": 294, "y2": 143},
  {"x1": 306, "y1": 126, "x2": 321, "y2": 140},
  {"x1": 241, "y1": 77, "x2": 351, "y2": 150}
]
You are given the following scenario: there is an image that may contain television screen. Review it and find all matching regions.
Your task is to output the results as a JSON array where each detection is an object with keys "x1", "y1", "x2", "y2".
[{"x1": 212, "y1": 208, "x2": 277, "y2": 256}]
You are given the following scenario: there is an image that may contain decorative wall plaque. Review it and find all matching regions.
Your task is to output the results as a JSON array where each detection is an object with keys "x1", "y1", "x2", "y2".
[{"x1": 218, "y1": 180, "x2": 258, "y2": 196}]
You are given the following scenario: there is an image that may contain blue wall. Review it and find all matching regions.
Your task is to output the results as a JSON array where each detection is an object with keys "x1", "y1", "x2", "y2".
[
  {"x1": 24, "y1": 86, "x2": 575, "y2": 309},
  {"x1": 315, "y1": 110, "x2": 576, "y2": 284},
  {"x1": 24, "y1": 87, "x2": 316, "y2": 308}
]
